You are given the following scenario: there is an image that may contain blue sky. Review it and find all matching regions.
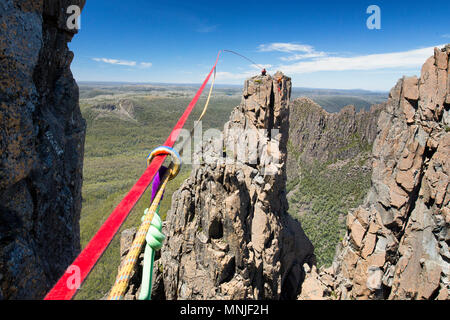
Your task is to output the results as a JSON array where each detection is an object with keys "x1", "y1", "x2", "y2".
[{"x1": 71, "y1": 0, "x2": 450, "y2": 91}]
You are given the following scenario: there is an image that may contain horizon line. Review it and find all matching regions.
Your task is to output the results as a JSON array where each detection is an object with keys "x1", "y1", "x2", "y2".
[{"x1": 76, "y1": 80, "x2": 389, "y2": 93}]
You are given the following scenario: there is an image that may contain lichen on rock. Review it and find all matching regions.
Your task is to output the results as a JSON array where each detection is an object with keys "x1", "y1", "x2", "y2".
[{"x1": 0, "y1": 0, "x2": 86, "y2": 299}]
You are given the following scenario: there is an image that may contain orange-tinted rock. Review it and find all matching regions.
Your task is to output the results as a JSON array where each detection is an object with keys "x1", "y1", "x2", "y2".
[
  {"x1": 305, "y1": 46, "x2": 450, "y2": 300},
  {"x1": 389, "y1": 181, "x2": 409, "y2": 209},
  {"x1": 396, "y1": 170, "x2": 416, "y2": 192},
  {"x1": 361, "y1": 233, "x2": 377, "y2": 258},
  {"x1": 435, "y1": 47, "x2": 448, "y2": 70},
  {"x1": 298, "y1": 265, "x2": 327, "y2": 300},
  {"x1": 403, "y1": 76, "x2": 419, "y2": 100},
  {"x1": 419, "y1": 56, "x2": 438, "y2": 121},
  {"x1": 368, "y1": 252, "x2": 386, "y2": 267},
  {"x1": 350, "y1": 220, "x2": 366, "y2": 249},
  {"x1": 417, "y1": 263, "x2": 442, "y2": 299},
  {"x1": 340, "y1": 247, "x2": 359, "y2": 280},
  {"x1": 400, "y1": 98, "x2": 416, "y2": 124},
  {"x1": 352, "y1": 260, "x2": 370, "y2": 298},
  {"x1": 355, "y1": 207, "x2": 370, "y2": 229}
]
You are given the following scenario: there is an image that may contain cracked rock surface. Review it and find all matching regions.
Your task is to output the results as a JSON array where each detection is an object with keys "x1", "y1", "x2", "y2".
[
  {"x1": 118, "y1": 72, "x2": 315, "y2": 300},
  {"x1": 299, "y1": 46, "x2": 450, "y2": 300},
  {"x1": 0, "y1": 0, "x2": 86, "y2": 299}
]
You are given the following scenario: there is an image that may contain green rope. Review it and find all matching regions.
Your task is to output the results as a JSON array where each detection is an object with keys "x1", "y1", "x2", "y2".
[{"x1": 138, "y1": 205, "x2": 165, "y2": 300}]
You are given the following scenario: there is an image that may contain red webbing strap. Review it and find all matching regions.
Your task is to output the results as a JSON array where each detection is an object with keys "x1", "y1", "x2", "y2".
[{"x1": 44, "y1": 51, "x2": 221, "y2": 300}]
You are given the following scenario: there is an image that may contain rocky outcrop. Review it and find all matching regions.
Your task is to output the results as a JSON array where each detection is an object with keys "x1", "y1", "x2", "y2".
[
  {"x1": 0, "y1": 0, "x2": 86, "y2": 299},
  {"x1": 300, "y1": 46, "x2": 450, "y2": 300},
  {"x1": 287, "y1": 97, "x2": 384, "y2": 179},
  {"x1": 118, "y1": 72, "x2": 314, "y2": 299}
]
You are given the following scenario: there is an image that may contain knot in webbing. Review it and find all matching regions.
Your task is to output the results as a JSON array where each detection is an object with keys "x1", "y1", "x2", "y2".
[
  {"x1": 142, "y1": 208, "x2": 165, "y2": 250},
  {"x1": 137, "y1": 166, "x2": 169, "y2": 300}
]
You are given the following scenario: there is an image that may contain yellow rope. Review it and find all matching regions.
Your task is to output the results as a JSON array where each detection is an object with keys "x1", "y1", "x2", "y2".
[
  {"x1": 107, "y1": 164, "x2": 173, "y2": 300},
  {"x1": 176, "y1": 67, "x2": 216, "y2": 157},
  {"x1": 197, "y1": 67, "x2": 216, "y2": 122},
  {"x1": 107, "y1": 68, "x2": 216, "y2": 300}
]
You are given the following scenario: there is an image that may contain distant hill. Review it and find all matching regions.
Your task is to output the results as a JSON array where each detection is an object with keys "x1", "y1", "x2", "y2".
[
  {"x1": 79, "y1": 82, "x2": 388, "y2": 112},
  {"x1": 291, "y1": 87, "x2": 387, "y2": 113}
]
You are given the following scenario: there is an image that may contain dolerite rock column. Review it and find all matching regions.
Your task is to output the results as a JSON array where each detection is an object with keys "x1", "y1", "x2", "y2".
[
  {"x1": 0, "y1": 0, "x2": 86, "y2": 299},
  {"x1": 299, "y1": 46, "x2": 450, "y2": 300},
  {"x1": 155, "y1": 72, "x2": 314, "y2": 300}
]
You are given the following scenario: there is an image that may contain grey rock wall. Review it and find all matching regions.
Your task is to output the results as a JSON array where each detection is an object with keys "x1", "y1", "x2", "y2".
[
  {"x1": 287, "y1": 97, "x2": 384, "y2": 180},
  {"x1": 0, "y1": 0, "x2": 86, "y2": 299},
  {"x1": 299, "y1": 46, "x2": 450, "y2": 300}
]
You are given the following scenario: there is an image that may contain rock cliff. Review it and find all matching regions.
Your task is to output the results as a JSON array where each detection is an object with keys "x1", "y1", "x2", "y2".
[
  {"x1": 287, "y1": 97, "x2": 384, "y2": 176},
  {"x1": 117, "y1": 72, "x2": 315, "y2": 299},
  {"x1": 299, "y1": 46, "x2": 450, "y2": 300},
  {"x1": 286, "y1": 98, "x2": 385, "y2": 267},
  {"x1": 0, "y1": 0, "x2": 86, "y2": 299}
]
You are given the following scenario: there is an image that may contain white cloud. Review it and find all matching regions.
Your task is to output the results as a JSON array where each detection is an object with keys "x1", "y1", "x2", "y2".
[
  {"x1": 258, "y1": 42, "x2": 328, "y2": 61},
  {"x1": 280, "y1": 52, "x2": 327, "y2": 62},
  {"x1": 93, "y1": 58, "x2": 153, "y2": 68},
  {"x1": 258, "y1": 43, "x2": 314, "y2": 53},
  {"x1": 442, "y1": 34, "x2": 450, "y2": 39},
  {"x1": 140, "y1": 62, "x2": 153, "y2": 68},
  {"x1": 214, "y1": 44, "x2": 445, "y2": 89},
  {"x1": 278, "y1": 45, "x2": 445, "y2": 74},
  {"x1": 93, "y1": 57, "x2": 137, "y2": 66}
]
